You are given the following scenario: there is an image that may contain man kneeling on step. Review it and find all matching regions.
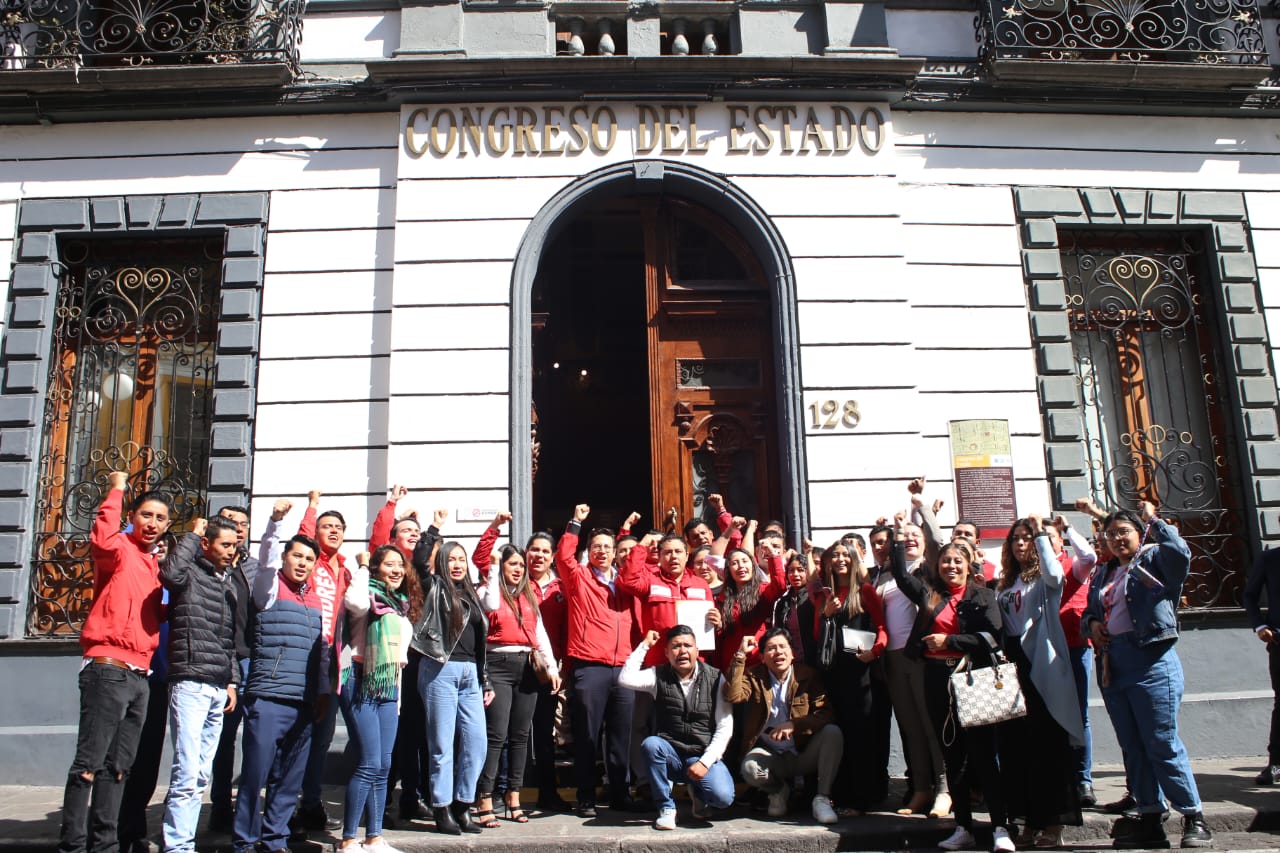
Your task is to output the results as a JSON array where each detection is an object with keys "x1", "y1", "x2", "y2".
[
  {"x1": 723, "y1": 627, "x2": 843, "y2": 825},
  {"x1": 620, "y1": 625, "x2": 734, "y2": 830}
]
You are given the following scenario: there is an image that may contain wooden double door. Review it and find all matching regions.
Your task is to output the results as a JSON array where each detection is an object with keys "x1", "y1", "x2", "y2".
[{"x1": 531, "y1": 195, "x2": 779, "y2": 533}]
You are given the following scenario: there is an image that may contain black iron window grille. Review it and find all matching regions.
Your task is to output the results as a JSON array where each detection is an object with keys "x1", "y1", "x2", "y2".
[
  {"x1": 0, "y1": 0, "x2": 304, "y2": 70},
  {"x1": 27, "y1": 236, "x2": 219, "y2": 637},
  {"x1": 976, "y1": 0, "x2": 1267, "y2": 65},
  {"x1": 1062, "y1": 230, "x2": 1250, "y2": 609}
]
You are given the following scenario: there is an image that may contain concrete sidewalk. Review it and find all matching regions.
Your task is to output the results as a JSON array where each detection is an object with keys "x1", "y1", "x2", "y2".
[{"x1": 4, "y1": 758, "x2": 1279, "y2": 852}]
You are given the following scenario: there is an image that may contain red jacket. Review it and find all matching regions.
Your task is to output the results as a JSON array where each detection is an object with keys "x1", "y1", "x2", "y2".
[
  {"x1": 486, "y1": 592, "x2": 541, "y2": 647},
  {"x1": 717, "y1": 555, "x2": 787, "y2": 670},
  {"x1": 556, "y1": 523, "x2": 637, "y2": 666},
  {"x1": 82, "y1": 489, "x2": 166, "y2": 670},
  {"x1": 535, "y1": 576, "x2": 568, "y2": 662},
  {"x1": 368, "y1": 500, "x2": 397, "y2": 550},
  {"x1": 1058, "y1": 551, "x2": 1091, "y2": 649},
  {"x1": 474, "y1": 525, "x2": 568, "y2": 661},
  {"x1": 619, "y1": 543, "x2": 715, "y2": 666}
]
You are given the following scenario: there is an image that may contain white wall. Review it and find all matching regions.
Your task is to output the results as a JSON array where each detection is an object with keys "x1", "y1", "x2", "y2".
[
  {"x1": 4, "y1": 105, "x2": 1277, "y2": 550},
  {"x1": 0, "y1": 114, "x2": 400, "y2": 549}
]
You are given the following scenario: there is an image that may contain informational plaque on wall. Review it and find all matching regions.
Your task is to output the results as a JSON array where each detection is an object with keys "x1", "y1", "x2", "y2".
[{"x1": 948, "y1": 420, "x2": 1017, "y2": 539}]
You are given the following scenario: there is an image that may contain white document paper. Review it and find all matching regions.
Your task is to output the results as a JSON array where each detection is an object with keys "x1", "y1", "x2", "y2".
[
  {"x1": 675, "y1": 599, "x2": 717, "y2": 651},
  {"x1": 841, "y1": 627, "x2": 877, "y2": 653}
]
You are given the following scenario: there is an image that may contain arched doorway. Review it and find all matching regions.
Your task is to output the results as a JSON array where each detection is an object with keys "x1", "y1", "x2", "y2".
[{"x1": 510, "y1": 161, "x2": 808, "y2": 540}]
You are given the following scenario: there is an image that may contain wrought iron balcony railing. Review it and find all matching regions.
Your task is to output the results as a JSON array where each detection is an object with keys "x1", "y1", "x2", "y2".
[
  {"x1": 976, "y1": 0, "x2": 1268, "y2": 66},
  {"x1": 0, "y1": 0, "x2": 304, "y2": 72}
]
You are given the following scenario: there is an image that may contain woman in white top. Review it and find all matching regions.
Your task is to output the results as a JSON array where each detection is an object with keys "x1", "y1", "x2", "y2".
[{"x1": 338, "y1": 545, "x2": 419, "y2": 853}]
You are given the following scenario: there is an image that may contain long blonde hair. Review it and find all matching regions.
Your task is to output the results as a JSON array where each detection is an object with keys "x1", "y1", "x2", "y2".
[{"x1": 821, "y1": 541, "x2": 869, "y2": 618}]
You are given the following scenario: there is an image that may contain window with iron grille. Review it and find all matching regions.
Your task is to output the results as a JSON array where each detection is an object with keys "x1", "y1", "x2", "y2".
[
  {"x1": 27, "y1": 236, "x2": 220, "y2": 636},
  {"x1": 1060, "y1": 229, "x2": 1250, "y2": 609}
]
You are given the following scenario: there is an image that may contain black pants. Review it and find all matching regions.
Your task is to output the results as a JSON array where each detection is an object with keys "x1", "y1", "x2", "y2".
[
  {"x1": 59, "y1": 662, "x2": 150, "y2": 853},
  {"x1": 530, "y1": 683, "x2": 560, "y2": 800},
  {"x1": 1269, "y1": 643, "x2": 1280, "y2": 765},
  {"x1": 392, "y1": 651, "x2": 432, "y2": 812},
  {"x1": 922, "y1": 658, "x2": 1006, "y2": 830},
  {"x1": 478, "y1": 651, "x2": 539, "y2": 795},
  {"x1": 1000, "y1": 638, "x2": 1081, "y2": 829},
  {"x1": 117, "y1": 679, "x2": 169, "y2": 846},
  {"x1": 569, "y1": 660, "x2": 633, "y2": 804}
]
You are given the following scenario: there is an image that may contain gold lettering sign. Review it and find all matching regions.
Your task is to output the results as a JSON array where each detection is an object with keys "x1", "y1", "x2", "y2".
[{"x1": 405, "y1": 104, "x2": 886, "y2": 158}]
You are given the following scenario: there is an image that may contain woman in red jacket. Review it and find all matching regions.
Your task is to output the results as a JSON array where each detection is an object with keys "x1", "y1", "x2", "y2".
[
  {"x1": 474, "y1": 541, "x2": 561, "y2": 827},
  {"x1": 716, "y1": 547, "x2": 787, "y2": 670},
  {"x1": 814, "y1": 539, "x2": 888, "y2": 814}
]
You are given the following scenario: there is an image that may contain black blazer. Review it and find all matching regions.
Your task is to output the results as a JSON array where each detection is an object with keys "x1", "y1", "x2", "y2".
[
  {"x1": 888, "y1": 540, "x2": 1003, "y2": 662},
  {"x1": 1245, "y1": 545, "x2": 1280, "y2": 632}
]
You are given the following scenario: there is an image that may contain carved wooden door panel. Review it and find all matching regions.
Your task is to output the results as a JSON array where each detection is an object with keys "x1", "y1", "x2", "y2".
[{"x1": 642, "y1": 198, "x2": 779, "y2": 530}]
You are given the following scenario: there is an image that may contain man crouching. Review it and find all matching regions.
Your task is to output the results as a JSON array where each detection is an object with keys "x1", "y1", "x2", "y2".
[
  {"x1": 723, "y1": 628, "x2": 843, "y2": 825},
  {"x1": 619, "y1": 625, "x2": 734, "y2": 830}
]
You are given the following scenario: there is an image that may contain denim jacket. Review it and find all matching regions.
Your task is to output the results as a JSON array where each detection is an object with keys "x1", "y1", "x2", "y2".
[{"x1": 1082, "y1": 519, "x2": 1189, "y2": 648}]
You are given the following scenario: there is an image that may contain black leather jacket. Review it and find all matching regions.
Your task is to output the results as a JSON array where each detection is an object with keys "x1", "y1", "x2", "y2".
[
  {"x1": 889, "y1": 541, "x2": 1003, "y2": 663},
  {"x1": 409, "y1": 525, "x2": 490, "y2": 691}
]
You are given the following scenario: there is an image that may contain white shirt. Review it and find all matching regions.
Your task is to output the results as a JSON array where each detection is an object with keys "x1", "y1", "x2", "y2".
[
  {"x1": 618, "y1": 641, "x2": 733, "y2": 768},
  {"x1": 877, "y1": 557, "x2": 922, "y2": 651}
]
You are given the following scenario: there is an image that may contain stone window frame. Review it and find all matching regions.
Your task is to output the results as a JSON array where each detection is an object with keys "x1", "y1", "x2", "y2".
[
  {"x1": 0, "y1": 192, "x2": 268, "y2": 640},
  {"x1": 1014, "y1": 186, "x2": 1280, "y2": 551}
]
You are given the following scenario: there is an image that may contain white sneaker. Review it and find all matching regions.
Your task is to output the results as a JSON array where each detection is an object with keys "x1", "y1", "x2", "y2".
[
  {"x1": 767, "y1": 783, "x2": 791, "y2": 818},
  {"x1": 992, "y1": 825, "x2": 1017, "y2": 852},
  {"x1": 654, "y1": 807, "x2": 677, "y2": 830},
  {"x1": 361, "y1": 840, "x2": 402, "y2": 853},
  {"x1": 811, "y1": 795, "x2": 838, "y2": 825},
  {"x1": 939, "y1": 826, "x2": 975, "y2": 850}
]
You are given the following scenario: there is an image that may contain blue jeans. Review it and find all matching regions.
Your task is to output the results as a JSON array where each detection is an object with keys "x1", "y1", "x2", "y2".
[
  {"x1": 640, "y1": 736, "x2": 734, "y2": 813},
  {"x1": 1100, "y1": 634, "x2": 1201, "y2": 815},
  {"x1": 232, "y1": 697, "x2": 313, "y2": 853},
  {"x1": 418, "y1": 658, "x2": 486, "y2": 808},
  {"x1": 340, "y1": 674, "x2": 399, "y2": 840},
  {"x1": 163, "y1": 681, "x2": 227, "y2": 852},
  {"x1": 210, "y1": 658, "x2": 250, "y2": 812},
  {"x1": 1070, "y1": 645, "x2": 1093, "y2": 785},
  {"x1": 301, "y1": 676, "x2": 349, "y2": 810}
]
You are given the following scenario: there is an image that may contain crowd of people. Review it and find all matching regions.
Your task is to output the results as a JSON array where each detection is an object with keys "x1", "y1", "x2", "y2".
[{"x1": 59, "y1": 474, "x2": 1223, "y2": 853}]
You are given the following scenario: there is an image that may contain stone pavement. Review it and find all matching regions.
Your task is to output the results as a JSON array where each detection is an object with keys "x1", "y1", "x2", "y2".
[{"x1": 3, "y1": 758, "x2": 1279, "y2": 852}]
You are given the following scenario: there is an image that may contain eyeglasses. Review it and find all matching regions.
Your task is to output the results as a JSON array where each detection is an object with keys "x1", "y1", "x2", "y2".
[
  {"x1": 589, "y1": 544, "x2": 614, "y2": 552},
  {"x1": 1105, "y1": 527, "x2": 1139, "y2": 540},
  {"x1": 1010, "y1": 534, "x2": 1034, "y2": 543}
]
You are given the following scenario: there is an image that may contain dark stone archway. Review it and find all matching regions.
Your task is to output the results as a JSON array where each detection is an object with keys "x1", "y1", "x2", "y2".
[{"x1": 509, "y1": 159, "x2": 809, "y2": 541}]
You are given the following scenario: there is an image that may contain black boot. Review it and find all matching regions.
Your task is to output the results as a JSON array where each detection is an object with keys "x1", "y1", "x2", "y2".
[
  {"x1": 433, "y1": 805, "x2": 461, "y2": 835},
  {"x1": 1180, "y1": 812, "x2": 1212, "y2": 848},
  {"x1": 1103, "y1": 791, "x2": 1138, "y2": 816},
  {"x1": 1113, "y1": 812, "x2": 1169, "y2": 849},
  {"x1": 452, "y1": 801, "x2": 482, "y2": 834}
]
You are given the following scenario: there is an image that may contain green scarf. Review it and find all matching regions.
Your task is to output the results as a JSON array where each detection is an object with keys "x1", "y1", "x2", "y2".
[{"x1": 362, "y1": 578, "x2": 408, "y2": 701}]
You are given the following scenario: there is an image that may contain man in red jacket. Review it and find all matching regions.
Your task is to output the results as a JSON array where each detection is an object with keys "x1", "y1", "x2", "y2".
[
  {"x1": 60, "y1": 471, "x2": 172, "y2": 853},
  {"x1": 557, "y1": 503, "x2": 641, "y2": 817},
  {"x1": 620, "y1": 532, "x2": 720, "y2": 668}
]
